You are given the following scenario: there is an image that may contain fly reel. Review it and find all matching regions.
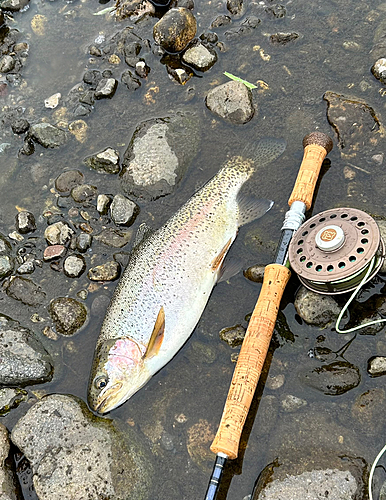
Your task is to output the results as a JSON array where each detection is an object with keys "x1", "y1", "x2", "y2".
[{"x1": 288, "y1": 207, "x2": 385, "y2": 294}]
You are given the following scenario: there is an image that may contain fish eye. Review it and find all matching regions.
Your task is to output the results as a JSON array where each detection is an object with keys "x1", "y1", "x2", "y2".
[{"x1": 94, "y1": 375, "x2": 108, "y2": 390}]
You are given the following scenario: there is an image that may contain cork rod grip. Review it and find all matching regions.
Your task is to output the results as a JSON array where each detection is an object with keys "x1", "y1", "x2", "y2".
[
  {"x1": 287, "y1": 144, "x2": 327, "y2": 210},
  {"x1": 210, "y1": 263, "x2": 291, "y2": 459}
]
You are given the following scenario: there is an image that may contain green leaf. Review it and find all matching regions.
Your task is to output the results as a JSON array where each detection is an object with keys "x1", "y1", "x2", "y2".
[{"x1": 224, "y1": 72, "x2": 257, "y2": 89}]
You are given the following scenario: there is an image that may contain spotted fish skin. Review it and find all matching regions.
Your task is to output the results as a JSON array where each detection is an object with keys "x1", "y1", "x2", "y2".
[{"x1": 88, "y1": 138, "x2": 286, "y2": 414}]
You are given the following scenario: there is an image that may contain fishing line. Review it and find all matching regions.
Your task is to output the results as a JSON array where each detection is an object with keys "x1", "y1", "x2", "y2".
[{"x1": 335, "y1": 255, "x2": 386, "y2": 334}]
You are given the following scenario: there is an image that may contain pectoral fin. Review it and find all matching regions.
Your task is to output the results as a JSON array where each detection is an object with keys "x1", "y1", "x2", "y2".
[{"x1": 144, "y1": 306, "x2": 165, "y2": 359}]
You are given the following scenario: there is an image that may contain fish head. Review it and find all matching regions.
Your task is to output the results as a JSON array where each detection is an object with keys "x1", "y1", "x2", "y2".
[{"x1": 87, "y1": 337, "x2": 150, "y2": 414}]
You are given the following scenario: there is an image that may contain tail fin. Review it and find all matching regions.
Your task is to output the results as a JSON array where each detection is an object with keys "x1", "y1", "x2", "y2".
[{"x1": 246, "y1": 138, "x2": 287, "y2": 167}]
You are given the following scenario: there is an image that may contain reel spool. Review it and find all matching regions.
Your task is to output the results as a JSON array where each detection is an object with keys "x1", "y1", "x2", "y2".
[{"x1": 288, "y1": 207, "x2": 385, "y2": 294}]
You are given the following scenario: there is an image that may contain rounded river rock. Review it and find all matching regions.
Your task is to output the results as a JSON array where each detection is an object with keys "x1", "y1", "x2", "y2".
[{"x1": 11, "y1": 394, "x2": 154, "y2": 500}]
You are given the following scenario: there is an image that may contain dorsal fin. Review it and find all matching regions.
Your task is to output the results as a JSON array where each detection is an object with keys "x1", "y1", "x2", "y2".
[{"x1": 144, "y1": 306, "x2": 165, "y2": 359}]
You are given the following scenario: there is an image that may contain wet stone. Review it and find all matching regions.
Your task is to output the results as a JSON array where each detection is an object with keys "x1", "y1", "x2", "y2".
[
  {"x1": 227, "y1": 0, "x2": 243, "y2": 15},
  {"x1": 294, "y1": 286, "x2": 340, "y2": 327},
  {"x1": 210, "y1": 15, "x2": 232, "y2": 28},
  {"x1": 44, "y1": 221, "x2": 74, "y2": 245},
  {"x1": 84, "y1": 147, "x2": 120, "y2": 174},
  {"x1": 182, "y1": 42, "x2": 217, "y2": 71},
  {"x1": 15, "y1": 211, "x2": 36, "y2": 234},
  {"x1": 0, "y1": 387, "x2": 28, "y2": 415},
  {"x1": 0, "y1": 0, "x2": 29, "y2": 10},
  {"x1": 5, "y1": 276, "x2": 46, "y2": 306},
  {"x1": 205, "y1": 81, "x2": 255, "y2": 124},
  {"x1": 121, "y1": 70, "x2": 141, "y2": 91},
  {"x1": 110, "y1": 194, "x2": 139, "y2": 226},
  {"x1": 11, "y1": 394, "x2": 153, "y2": 500},
  {"x1": 63, "y1": 254, "x2": 86, "y2": 278},
  {"x1": 95, "y1": 228, "x2": 132, "y2": 248},
  {"x1": 299, "y1": 361, "x2": 360, "y2": 396},
  {"x1": 76, "y1": 232, "x2": 92, "y2": 252},
  {"x1": 219, "y1": 324, "x2": 245, "y2": 347},
  {"x1": 135, "y1": 61, "x2": 150, "y2": 78},
  {"x1": 88, "y1": 261, "x2": 121, "y2": 281},
  {"x1": 11, "y1": 118, "x2": 29, "y2": 134},
  {"x1": 0, "y1": 255, "x2": 14, "y2": 279},
  {"x1": 55, "y1": 170, "x2": 84, "y2": 194},
  {"x1": 97, "y1": 194, "x2": 112, "y2": 214},
  {"x1": 371, "y1": 58, "x2": 386, "y2": 84},
  {"x1": 28, "y1": 123, "x2": 67, "y2": 149},
  {"x1": 95, "y1": 77, "x2": 118, "y2": 99},
  {"x1": 0, "y1": 234, "x2": 12, "y2": 255},
  {"x1": 153, "y1": 7, "x2": 197, "y2": 53},
  {"x1": 0, "y1": 55, "x2": 15, "y2": 73},
  {"x1": 0, "y1": 423, "x2": 19, "y2": 500},
  {"x1": 71, "y1": 184, "x2": 98, "y2": 203},
  {"x1": 120, "y1": 112, "x2": 200, "y2": 200},
  {"x1": 17, "y1": 258, "x2": 35, "y2": 274},
  {"x1": 225, "y1": 15, "x2": 261, "y2": 38},
  {"x1": 0, "y1": 314, "x2": 53, "y2": 386},
  {"x1": 367, "y1": 356, "x2": 386, "y2": 377},
  {"x1": 49, "y1": 297, "x2": 87, "y2": 336},
  {"x1": 244, "y1": 264, "x2": 264, "y2": 283},
  {"x1": 43, "y1": 244, "x2": 66, "y2": 261}
]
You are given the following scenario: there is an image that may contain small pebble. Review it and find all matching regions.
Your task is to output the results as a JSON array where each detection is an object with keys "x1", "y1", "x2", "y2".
[
  {"x1": 44, "y1": 222, "x2": 74, "y2": 245},
  {"x1": 368, "y1": 356, "x2": 386, "y2": 377},
  {"x1": 88, "y1": 261, "x2": 120, "y2": 281},
  {"x1": 97, "y1": 194, "x2": 112, "y2": 214},
  {"x1": 16, "y1": 211, "x2": 36, "y2": 234},
  {"x1": 63, "y1": 254, "x2": 86, "y2": 278},
  {"x1": 76, "y1": 233, "x2": 93, "y2": 253},
  {"x1": 44, "y1": 92, "x2": 61, "y2": 109},
  {"x1": 43, "y1": 245, "x2": 66, "y2": 261}
]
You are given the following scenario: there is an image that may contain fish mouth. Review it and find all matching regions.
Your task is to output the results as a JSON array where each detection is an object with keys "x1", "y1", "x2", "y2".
[{"x1": 95, "y1": 381, "x2": 124, "y2": 414}]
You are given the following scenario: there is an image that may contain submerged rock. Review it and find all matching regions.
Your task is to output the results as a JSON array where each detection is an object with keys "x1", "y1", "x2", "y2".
[
  {"x1": 28, "y1": 123, "x2": 67, "y2": 149},
  {"x1": 253, "y1": 466, "x2": 360, "y2": 500},
  {"x1": 294, "y1": 286, "x2": 340, "y2": 327},
  {"x1": 120, "y1": 112, "x2": 200, "y2": 200},
  {"x1": 49, "y1": 297, "x2": 87, "y2": 336},
  {"x1": 0, "y1": 314, "x2": 53, "y2": 386},
  {"x1": 299, "y1": 361, "x2": 360, "y2": 396},
  {"x1": 84, "y1": 147, "x2": 120, "y2": 174},
  {"x1": 11, "y1": 394, "x2": 154, "y2": 500},
  {"x1": 351, "y1": 388, "x2": 386, "y2": 437},
  {"x1": 323, "y1": 91, "x2": 382, "y2": 154},
  {"x1": 205, "y1": 81, "x2": 255, "y2": 124},
  {"x1": 55, "y1": 170, "x2": 85, "y2": 194},
  {"x1": 5, "y1": 276, "x2": 46, "y2": 306}
]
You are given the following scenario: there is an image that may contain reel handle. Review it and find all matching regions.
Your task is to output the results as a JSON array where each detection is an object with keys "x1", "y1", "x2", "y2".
[
  {"x1": 210, "y1": 263, "x2": 291, "y2": 459},
  {"x1": 288, "y1": 132, "x2": 333, "y2": 210}
]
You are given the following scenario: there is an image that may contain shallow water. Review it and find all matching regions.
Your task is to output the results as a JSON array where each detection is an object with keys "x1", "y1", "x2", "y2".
[{"x1": 1, "y1": 0, "x2": 386, "y2": 498}]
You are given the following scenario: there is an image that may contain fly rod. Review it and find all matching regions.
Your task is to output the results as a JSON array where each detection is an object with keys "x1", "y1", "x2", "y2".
[{"x1": 204, "y1": 131, "x2": 334, "y2": 500}]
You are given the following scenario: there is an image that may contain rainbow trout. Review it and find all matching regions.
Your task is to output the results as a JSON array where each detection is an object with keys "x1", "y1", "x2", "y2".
[{"x1": 88, "y1": 138, "x2": 285, "y2": 413}]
